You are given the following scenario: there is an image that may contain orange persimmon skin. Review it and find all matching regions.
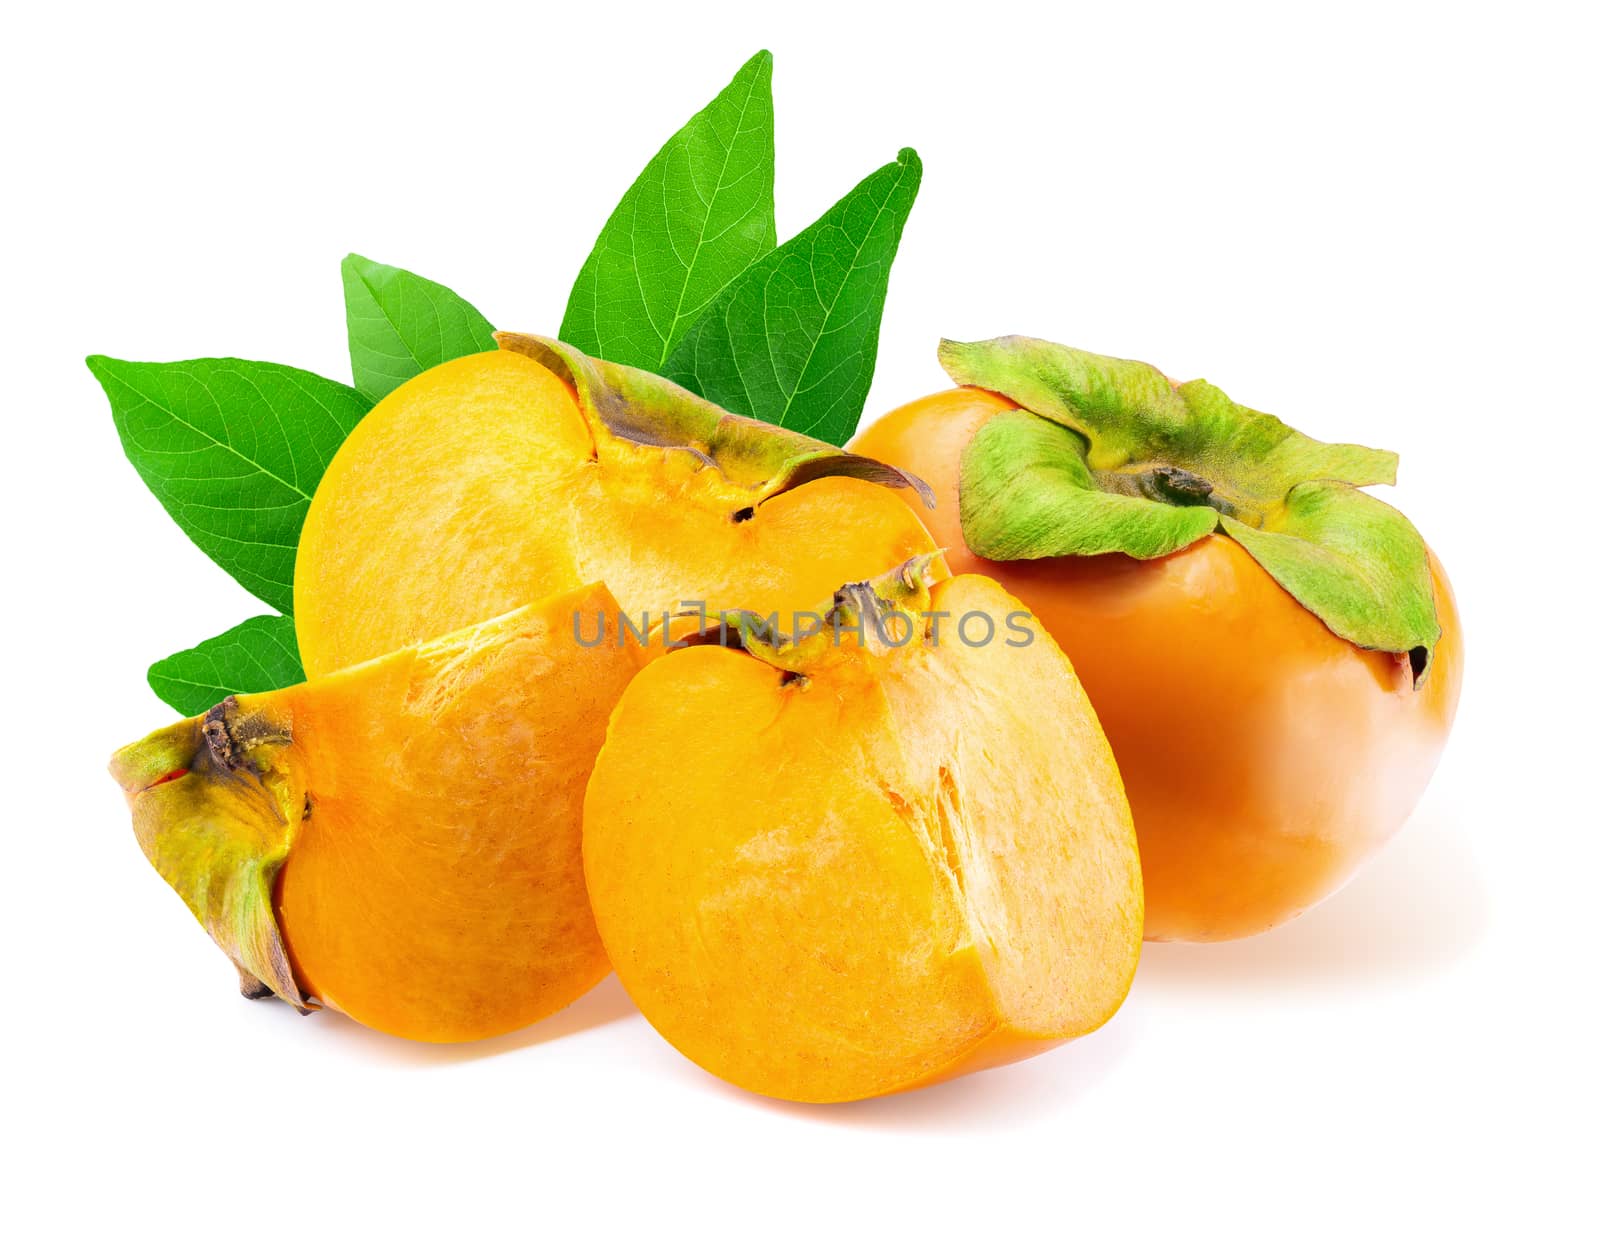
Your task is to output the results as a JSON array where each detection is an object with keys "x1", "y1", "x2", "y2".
[{"x1": 852, "y1": 389, "x2": 1464, "y2": 941}]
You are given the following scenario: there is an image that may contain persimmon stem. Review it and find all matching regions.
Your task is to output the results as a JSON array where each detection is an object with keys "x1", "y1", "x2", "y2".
[{"x1": 1150, "y1": 465, "x2": 1215, "y2": 503}]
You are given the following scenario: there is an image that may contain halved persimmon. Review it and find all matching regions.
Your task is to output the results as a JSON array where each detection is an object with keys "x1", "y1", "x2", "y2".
[{"x1": 583, "y1": 558, "x2": 1143, "y2": 1102}]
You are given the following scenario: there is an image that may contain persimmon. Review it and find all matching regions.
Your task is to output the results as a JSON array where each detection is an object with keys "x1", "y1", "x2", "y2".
[
  {"x1": 109, "y1": 583, "x2": 643, "y2": 1042},
  {"x1": 851, "y1": 337, "x2": 1463, "y2": 941},
  {"x1": 295, "y1": 335, "x2": 938, "y2": 678},
  {"x1": 583, "y1": 557, "x2": 1143, "y2": 1103}
]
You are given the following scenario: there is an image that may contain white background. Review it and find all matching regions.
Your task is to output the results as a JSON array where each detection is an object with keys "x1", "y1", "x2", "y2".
[{"x1": 6, "y1": 2, "x2": 1595, "y2": 1243}]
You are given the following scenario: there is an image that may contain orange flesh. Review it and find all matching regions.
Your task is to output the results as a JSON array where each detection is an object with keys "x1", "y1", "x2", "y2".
[
  {"x1": 852, "y1": 390, "x2": 1464, "y2": 941},
  {"x1": 295, "y1": 351, "x2": 938, "y2": 678},
  {"x1": 266, "y1": 583, "x2": 643, "y2": 1041},
  {"x1": 582, "y1": 574, "x2": 1142, "y2": 1102}
]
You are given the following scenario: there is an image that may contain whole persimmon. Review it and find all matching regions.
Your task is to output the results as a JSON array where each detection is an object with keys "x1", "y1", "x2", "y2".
[
  {"x1": 294, "y1": 335, "x2": 937, "y2": 678},
  {"x1": 583, "y1": 557, "x2": 1143, "y2": 1103},
  {"x1": 110, "y1": 583, "x2": 643, "y2": 1042},
  {"x1": 851, "y1": 337, "x2": 1463, "y2": 942}
]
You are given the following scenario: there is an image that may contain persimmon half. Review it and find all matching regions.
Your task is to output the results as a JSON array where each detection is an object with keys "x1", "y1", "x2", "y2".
[
  {"x1": 851, "y1": 337, "x2": 1463, "y2": 942},
  {"x1": 294, "y1": 334, "x2": 938, "y2": 678},
  {"x1": 583, "y1": 558, "x2": 1143, "y2": 1103},
  {"x1": 110, "y1": 583, "x2": 643, "y2": 1041}
]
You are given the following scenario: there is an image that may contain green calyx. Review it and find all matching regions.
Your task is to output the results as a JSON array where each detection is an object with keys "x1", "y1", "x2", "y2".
[
  {"x1": 109, "y1": 696, "x2": 310, "y2": 1011},
  {"x1": 943, "y1": 335, "x2": 1440, "y2": 683},
  {"x1": 497, "y1": 333, "x2": 934, "y2": 508}
]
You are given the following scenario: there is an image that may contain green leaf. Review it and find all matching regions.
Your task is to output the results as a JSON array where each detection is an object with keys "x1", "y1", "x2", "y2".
[
  {"x1": 87, "y1": 355, "x2": 369, "y2": 614},
  {"x1": 147, "y1": 615, "x2": 306, "y2": 716},
  {"x1": 561, "y1": 50, "x2": 777, "y2": 371},
  {"x1": 665, "y1": 148, "x2": 922, "y2": 445},
  {"x1": 341, "y1": 253, "x2": 497, "y2": 401}
]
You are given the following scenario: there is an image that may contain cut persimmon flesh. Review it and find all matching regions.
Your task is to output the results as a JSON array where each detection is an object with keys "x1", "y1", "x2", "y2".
[
  {"x1": 583, "y1": 559, "x2": 1143, "y2": 1102},
  {"x1": 111, "y1": 583, "x2": 643, "y2": 1042}
]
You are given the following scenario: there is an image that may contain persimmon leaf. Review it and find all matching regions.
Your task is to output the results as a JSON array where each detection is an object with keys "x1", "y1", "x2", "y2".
[
  {"x1": 562, "y1": 50, "x2": 776, "y2": 370},
  {"x1": 148, "y1": 615, "x2": 306, "y2": 716},
  {"x1": 666, "y1": 148, "x2": 922, "y2": 445},
  {"x1": 341, "y1": 253, "x2": 496, "y2": 401},
  {"x1": 87, "y1": 355, "x2": 368, "y2": 614}
]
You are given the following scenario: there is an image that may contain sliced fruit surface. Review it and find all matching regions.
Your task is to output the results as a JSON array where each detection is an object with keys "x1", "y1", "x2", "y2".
[
  {"x1": 112, "y1": 582, "x2": 643, "y2": 1042},
  {"x1": 583, "y1": 560, "x2": 1142, "y2": 1101},
  {"x1": 295, "y1": 339, "x2": 938, "y2": 678}
]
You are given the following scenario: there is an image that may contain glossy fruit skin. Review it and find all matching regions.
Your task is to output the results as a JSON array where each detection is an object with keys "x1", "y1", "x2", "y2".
[
  {"x1": 852, "y1": 389, "x2": 1464, "y2": 941},
  {"x1": 295, "y1": 350, "x2": 937, "y2": 678},
  {"x1": 583, "y1": 572, "x2": 1142, "y2": 1102}
]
